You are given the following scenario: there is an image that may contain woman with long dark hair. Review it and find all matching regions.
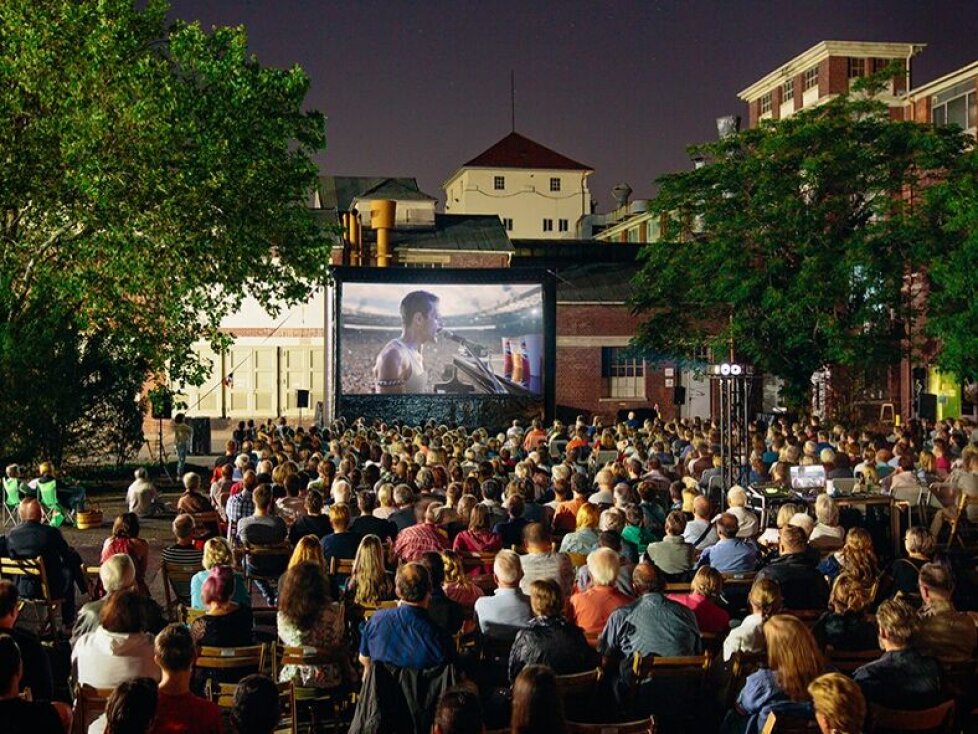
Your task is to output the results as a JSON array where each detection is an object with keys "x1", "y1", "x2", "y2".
[{"x1": 510, "y1": 665, "x2": 566, "y2": 734}]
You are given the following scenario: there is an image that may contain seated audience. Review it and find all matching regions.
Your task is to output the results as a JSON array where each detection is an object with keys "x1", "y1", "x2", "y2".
[
  {"x1": 697, "y1": 513, "x2": 758, "y2": 573},
  {"x1": 575, "y1": 531, "x2": 635, "y2": 596},
  {"x1": 756, "y1": 525, "x2": 829, "y2": 610},
  {"x1": 723, "y1": 577, "x2": 782, "y2": 662},
  {"x1": 853, "y1": 597, "x2": 943, "y2": 710},
  {"x1": 569, "y1": 547, "x2": 632, "y2": 635},
  {"x1": 473, "y1": 549, "x2": 532, "y2": 639},
  {"x1": 726, "y1": 486, "x2": 759, "y2": 538},
  {"x1": 346, "y1": 534, "x2": 396, "y2": 607},
  {"x1": 189, "y1": 566, "x2": 254, "y2": 649},
  {"x1": 0, "y1": 581, "x2": 53, "y2": 702},
  {"x1": 519, "y1": 523, "x2": 574, "y2": 598},
  {"x1": 0, "y1": 633, "x2": 65, "y2": 734},
  {"x1": 812, "y1": 575, "x2": 877, "y2": 651},
  {"x1": 757, "y1": 503, "x2": 800, "y2": 548},
  {"x1": 440, "y1": 550, "x2": 485, "y2": 608},
  {"x1": 190, "y1": 538, "x2": 250, "y2": 609},
  {"x1": 818, "y1": 527, "x2": 878, "y2": 590},
  {"x1": 724, "y1": 615, "x2": 824, "y2": 734},
  {"x1": 808, "y1": 673, "x2": 865, "y2": 734},
  {"x1": 237, "y1": 484, "x2": 288, "y2": 605},
  {"x1": 419, "y1": 551, "x2": 464, "y2": 635},
  {"x1": 882, "y1": 526, "x2": 933, "y2": 602},
  {"x1": 74, "y1": 554, "x2": 166, "y2": 644},
  {"x1": 230, "y1": 675, "x2": 281, "y2": 734},
  {"x1": 101, "y1": 512, "x2": 151, "y2": 596},
  {"x1": 667, "y1": 566, "x2": 731, "y2": 635},
  {"x1": 350, "y1": 491, "x2": 397, "y2": 542},
  {"x1": 152, "y1": 624, "x2": 223, "y2": 734},
  {"x1": 509, "y1": 665, "x2": 567, "y2": 734},
  {"x1": 288, "y1": 534, "x2": 328, "y2": 572},
  {"x1": 127, "y1": 468, "x2": 166, "y2": 518},
  {"x1": 104, "y1": 678, "x2": 158, "y2": 734},
  {"x1": 433, "y1": 687, "x2": 485, "y2": 734},
  {"x1": 913, "y1": 561, "x2": 978, "y2": 664},
  {"x1": 177, "y1": 472, "x2": 213, "y2": 517},
  {"x1": 559, "y1": 503, "x2": 601, "y2": 555},
  {"x1": 277, "y1": 562, "x2": 347, "y2": 690},
  {"x1": 358, "y1": 563, "x2": 455, "y2": 670},
  {"x1": 209, "y1": 463, "x2": 234, "y2": 518},
  {"x1": 275, "y1": 473, "x2": 306, "y2": 523},
  {"x1": 451, "y1": 505, "x2": 502, "y2": 567},
  {"x1": 809, "y1": 495, "x2": 845, "y2": 549},
  {"x1": 73, "y1": 589, "x2": 161, "y2": 689},
  {"x1": 287, "y1": 490, "x2": 331, "y2": 544},
  {"x1": 646, "y1": 510, "x2": 695, "y2": 579},
  {"x1": 161, "y1": 514, "x2": 204, "y2": 567},
  {"x1": 493, "y1": 495, "x2": 529, "y2": 549},
  {"x1": 393, "y1": 501, "x2": 449, "y2": 562},
  {"x1": 508, "y1": 579, "x2": 598, "y2": 682},
  {"x1": 684, "y1": 495, "x2": 719, "y2": 550}
]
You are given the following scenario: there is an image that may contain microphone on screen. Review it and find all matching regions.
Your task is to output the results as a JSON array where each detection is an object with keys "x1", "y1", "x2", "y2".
[{"x1": 439, "y1": 329, "x2": 488, "y2": 357}]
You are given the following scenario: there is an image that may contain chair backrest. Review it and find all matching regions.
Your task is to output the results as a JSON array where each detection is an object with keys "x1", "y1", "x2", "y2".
[
  {"x1": 328, "y1": 557, "x2": 354, "y2": 576},
  {"x1": 460, "y1": 551, "x2": 498, "y2": 573},
  {"x1": 193, "y1": 510, "x2": 220, "y2": 525},
  {"x1": 162, "y1": 560, "x2": 202, "y2": 612},
  {"x1": 632, "y1": 653, "x2": 711, "y2": 681},
  {"x1": 73, "y1": 684, "x2": 114, "y2": 734},
  {"x1": 869, "y1": 700, "x2": 955, "y2": 733},
  {"x1": 213, "y1": 681, "x2": 296, "y2": 734},
  {"x1": 196, "y1": 644, "x2": 266, "y2": 672},
  {"x1": 759, "y1": 711, "x2": 820, "y2": 734},
  {"x1": 555, "y1": 668, "x2": 601, "y2": 697},
  {"x1": 824, "y1": 645, "x2": 881, "y2": 674},
  {"x1": 1, "y1": 556, "x2": 54, "y2": 600},
  {"x1": 184, "y1": 606, "x2": 206, "y2": 625},
  {"x1": 566, "y1": 718, "x2": 656, "y2": 734},
  {"x1": 592, "y1": 450, "x2": 619, "y2": 467},
  {"x1": 721, "y1": 571, "x2": 757, "y2": 587},
  {"x1": 3, "y1": 478, "x2": 20, "y2": 507},
  {"x1": 663, "y1": 582, "x2": 692, "y2": 594},
  {"x1": 37, "y1": 480, "x2": 59, "y2": 507},
  {"x1": 244, "y1": 544, "x2": 291, "y2": 576},
  {"x1": 361, "y1": 600, "x2": 397, "y2": 621}
]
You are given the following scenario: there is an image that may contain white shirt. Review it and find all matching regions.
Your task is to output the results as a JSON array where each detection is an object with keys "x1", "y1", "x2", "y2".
[
  {"x1": 72, "y1": 627, "x2": 160, "y2": 689},
  {"x1": 723, "y1": 612, "x2": 765, "y2": 662}
]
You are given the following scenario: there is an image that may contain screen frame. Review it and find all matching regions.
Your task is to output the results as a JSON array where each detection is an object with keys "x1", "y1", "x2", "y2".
[{"x1": 329, "y1": 266, "x2": 556, "y2": 424}]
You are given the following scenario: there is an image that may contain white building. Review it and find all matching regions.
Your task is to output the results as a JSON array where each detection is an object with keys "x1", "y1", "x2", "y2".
[{"x1": 443, "y1": 132, "x2": 592, "y2": 240}]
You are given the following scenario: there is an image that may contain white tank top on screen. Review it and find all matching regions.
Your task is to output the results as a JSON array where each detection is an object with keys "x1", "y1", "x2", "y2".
[{"x1": 395, "y1": 339, "x2": 427, "y2": 392}]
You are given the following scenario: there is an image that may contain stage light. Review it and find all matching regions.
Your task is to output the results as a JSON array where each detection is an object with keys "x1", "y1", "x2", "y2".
[
  {"x1": 720, "y1": 363, "x2": 731, "y2": 376},
  {"x1": 730, "y1": 364, "x2": 742, "y2": 376}
]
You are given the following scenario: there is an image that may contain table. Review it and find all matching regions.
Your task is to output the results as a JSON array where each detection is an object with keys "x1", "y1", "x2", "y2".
[{"x1": 826, "y1": 494, "x2": 901, "y2": 557}]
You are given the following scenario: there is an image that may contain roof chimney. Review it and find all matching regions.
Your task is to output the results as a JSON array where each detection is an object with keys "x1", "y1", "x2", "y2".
[{"x1": 611, "y1": 183, "x2": 632, "y2": 209}]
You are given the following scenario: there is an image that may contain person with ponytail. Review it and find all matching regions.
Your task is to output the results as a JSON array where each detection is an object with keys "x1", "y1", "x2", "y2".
[{"x1": 722, "y1": 577, "x2": 782, "y2": 662}]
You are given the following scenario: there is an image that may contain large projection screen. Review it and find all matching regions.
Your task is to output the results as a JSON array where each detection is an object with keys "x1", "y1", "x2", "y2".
[{"x1": 331, "y1": 267, "x2": 555, "y2": 427}]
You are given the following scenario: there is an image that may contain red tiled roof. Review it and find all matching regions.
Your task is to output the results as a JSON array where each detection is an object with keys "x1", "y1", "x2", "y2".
[{"x1": 463, "y1": 132, "x2": 592, "y2": 171}]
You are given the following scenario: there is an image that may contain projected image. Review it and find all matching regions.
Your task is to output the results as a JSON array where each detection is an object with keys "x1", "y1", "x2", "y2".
[{"x1": 340, "y1": 283, "x2": 544, "y2": 395}]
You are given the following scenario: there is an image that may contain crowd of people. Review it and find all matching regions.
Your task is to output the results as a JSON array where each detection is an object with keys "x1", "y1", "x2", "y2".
[{"x1": 1, "y1": 411, "x2": 978, "y2": 733}]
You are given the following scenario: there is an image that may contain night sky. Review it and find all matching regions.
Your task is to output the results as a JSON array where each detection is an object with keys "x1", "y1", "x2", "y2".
[{"x1": 168, "y1": 0, "x2": 978, "y2": 210}]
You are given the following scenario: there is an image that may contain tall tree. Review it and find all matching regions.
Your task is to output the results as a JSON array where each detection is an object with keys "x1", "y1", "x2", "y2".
[
  {"x1": 631, "y1": 73, "x2": 968, "y2": 409},
  {"x1": 0, "y1": 0, "x2": 330, "y2": 462}
]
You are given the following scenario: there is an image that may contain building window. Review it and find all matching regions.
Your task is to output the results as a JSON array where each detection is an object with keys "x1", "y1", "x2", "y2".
[
  {"x1": 502, "y1": 217, "x2": 513, "y2": 231},
  {"x1": 803, "y1": 66, "x2": 819, "y2": 90},
  {"x1": 760, "y1": 92, "x2": 773, "y2": 114},
  {"x1": 848, "y1": 58, "x2": 865, "y2": 79},
  {"x1": 932, "y1": 81, "x2": 978, "y2": 132},
  {"x1": 550, "y1": 177, "x2": 561, "y2": 192},
  {"x1": 782, "y1": 79, "x2": 794, "y2": 101},
  {"x1": 558, "y1": 219, "x2": 568, "y2": 232},
  {"x1": 542, "y1": 218, "x2": 553, "y2": 232},
  {"x1": 494, "y1": 176, "x2": 505, "y2": 190},
  {"x1": 601, "y1": 347, "x2": 646, "y2": 399}
]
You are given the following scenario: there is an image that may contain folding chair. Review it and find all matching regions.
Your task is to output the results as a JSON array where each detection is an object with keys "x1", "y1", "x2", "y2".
[
  {"x1": 37, "y1": 479, "x2": 73, "y2": 526},
  {"x1": 0, "y1": 555, "x2": 63, "y2": 637},
  {"x1": 945, "y1": 493, "x2": 978, "y2": 550},
  {"x1": 161, "y1": 560, "x2": 202, "y2": 621},
  {"x1": 212, "y1": 680, "x2": 296, "y2": 734},
  {"x1": 2, "y1": 478, "x2": 22, "y2": 528},
  {"x1": 869, "y1": 700, "x2": 955, "y2": 733},
  {"x1": 275, "y1": 645, "x2": 356, "y2": 733},
  {"x1": 243, "y1": 544, "x2": 291, "y2": 601},
  {"x1": 197, "y1": 644, "x2": 267, "y2": 699},
  {"x1": 72, "y1": 683, "x2": 114, "y2": 734},
  {"x1": 824, "y1": 645, "x2": 882, "y2": 674},
  {"x1": 566, "y1": 718, "x2": 657, "y2": 734},
  {"x1": 555, "y1": 668, "x2": 601, "y2": 721},
  {"x1": 629, "y1": 653, "x2": 710, "y2": 722}
]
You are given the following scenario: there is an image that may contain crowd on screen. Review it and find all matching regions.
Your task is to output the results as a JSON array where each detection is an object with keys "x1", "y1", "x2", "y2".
[{"x1": 1, "y1": 411, "x2": 978, "y2": 733}]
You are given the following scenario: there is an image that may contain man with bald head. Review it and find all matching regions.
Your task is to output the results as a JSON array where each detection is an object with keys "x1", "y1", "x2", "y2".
[
  {"x1": 7, "y1": 499, "x2": 86, "y2": 623},
  {"x1": 358, "y1": 562, "x2": 454, "y2": 670}
]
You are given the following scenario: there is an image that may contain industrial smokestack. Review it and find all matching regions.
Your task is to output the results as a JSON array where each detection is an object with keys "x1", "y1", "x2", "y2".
[{"x1": 611, "y1": 183, "x2": 632, "y2": 209}]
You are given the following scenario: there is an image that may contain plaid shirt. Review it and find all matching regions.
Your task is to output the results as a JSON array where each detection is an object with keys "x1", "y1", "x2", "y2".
[
  {"x1": 393, "y1": 522, "x2": 449, "y2": 562},
  {"x1": 226, "y1": 490, "x2": 254, "y2": 526}
]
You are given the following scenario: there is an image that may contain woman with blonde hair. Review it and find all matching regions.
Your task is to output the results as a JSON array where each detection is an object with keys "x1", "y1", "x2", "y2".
[
  {"x1": 725, "y1": 615, "x2": 824, "y2": 734},
  {"x1": 440, "y1": 550, "x2": 485, "y2": 608},
  {"x1": 558, "y1": 503, "x2": 601, "y2": 555},
  {"x1": 666, "y1": 566, "x2": 730, "y2": 634},
  {"x1": 812, "y1": 574, "x2": 877, "y2": 651},
  {"x1": 288, "y1": 535, "x2": 328, "y2": 572},
  {"x1": 190, "y1": 537, "x2": 251, "y2": 609},
  {"x1": 809, "y1": 673, "x2": 866, "y2": 734},
  {"x1": 758, "y1": 502, "x2": 799, "y2": 547},
  {"x1": 722, "y1": 577, "x2": 782, "y2": 662},
  {"x1": 819, "y1": 527, "x2": 879, "y2": 589},
  {"x1": 344, "y1": 534, "x2": 395, "y2": 607}
]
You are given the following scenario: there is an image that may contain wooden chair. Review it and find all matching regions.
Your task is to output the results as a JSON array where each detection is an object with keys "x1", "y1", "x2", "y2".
[
  {"x1": 0, "y1": 556, "x2": 63, "y2": 636},
  {"x1": 328, "y1": 557, "x2": 354, "y2": 576},
  {"x1": 869, "y1": 700, "x2": 955, "y2": 733},
  {"x1": 192, "y1": 510, "x2": 221, "y2": 534},
  {"x1": 760, "y1": 711, "x2": 819, "y2": 733},
  {"x1": 566, "y1": 718, "x2": 657, "y2": 734},
  {"x1": 360, "y1": 600, "x2": 397, "y2": 622},
  {"x1": 663, "y1": 582, "x2": 692, "y2": 594},
  {"x1": 243, "y1": 544, "x2": 291, "y2": 597},
  {"x1": 213, "y1": 681, "x2": 296, "y2": 734},
  {"x1": 726, "y1": 651, "x2": 767, "y2": 708},
  {"x1": 783, "y1": 609, "x2": 822, "y2": 628},
  {"x1": 184, "y1": 606, "x2": 206, "y2": 625},
  {"x1": 824, "y1": 645, "x2": 882, "y2": 674},
  {"x1": 555, "y1": 668, "x2": 601, "y2": 720},
  {"x1": 197, "y1": 644, "x2": 267, "y2": 698},
  {"x1": 275, "y1": 646, "x2": 355, "y2": 732},
  {"x1": 72, "y1": 684, "x2": 113, "y2": 734},
  {"x1": 460, "y1": 551, "x2": 498, "y2": 575},
  {"x1": 629, "y1": 653, "x2": 710, "y2": 719},
  {"x1": 161, "y1": 560, "x2": 202, "y2": 621},
  {"x1": 945, "y1": 493, "x2": 978, "y2": 549}
]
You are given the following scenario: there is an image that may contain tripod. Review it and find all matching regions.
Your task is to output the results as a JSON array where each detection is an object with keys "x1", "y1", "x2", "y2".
[{"x1": 153, "y1": 417, "x2": 173, "y2": 483}]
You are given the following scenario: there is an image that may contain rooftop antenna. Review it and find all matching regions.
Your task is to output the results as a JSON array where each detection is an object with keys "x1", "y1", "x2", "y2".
[{"x1": 510, "y1": 70, "x2": 516, "y2": 132}]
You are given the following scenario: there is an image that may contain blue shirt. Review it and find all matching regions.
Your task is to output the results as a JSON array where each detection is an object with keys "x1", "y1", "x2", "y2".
[
  {"x1": 359, "y1": 604, "x2": 453, "y2": 669},
  {"x1": 696, "y1": 538, "x2": 757, "y2": 573}
]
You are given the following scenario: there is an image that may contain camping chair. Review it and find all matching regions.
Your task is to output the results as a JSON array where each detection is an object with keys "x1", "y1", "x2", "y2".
[
  {"x1": 212, "y1": 681, "x2": 296, "y2": 734},
  {"x1": 161, "y1": 560, "x2": 202, "y2": 621},
  {"x1": 0, "y1": 555, "x2": 63, "y2": 637},
  {"x1": 2, "y1": 478, "x2": 22, "y2": 528},
  {"x1": 37, "y1": 479, "x2": 72, "y2": 527},
  {"x1": 72, "y1": 684, "x2": 114, "y2": 734},
  {"x1": 275, "y1": 645, "x2": 356, "y2": 732},
  {"x1": 945, "y1": 492, "x2": 978, "y2": 549}
]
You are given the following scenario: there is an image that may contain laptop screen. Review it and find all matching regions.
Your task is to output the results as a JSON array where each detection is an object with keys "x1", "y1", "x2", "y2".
[{"x1": 789, "y1": 464, "x2": 826, "y2": 491}]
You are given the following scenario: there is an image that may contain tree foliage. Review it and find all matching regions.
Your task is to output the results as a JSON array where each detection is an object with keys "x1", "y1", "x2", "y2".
[
  {"x1": 631, "y1": 73, "x2": 969, "y2": 408},
  {"x1": 0, "y1": 0, "x2": 330, "y2": 463}
]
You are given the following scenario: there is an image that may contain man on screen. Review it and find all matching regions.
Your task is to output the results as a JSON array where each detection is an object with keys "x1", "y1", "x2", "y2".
[{"x1": 373, "y1": 290, "x2": 442, "y2": 394}]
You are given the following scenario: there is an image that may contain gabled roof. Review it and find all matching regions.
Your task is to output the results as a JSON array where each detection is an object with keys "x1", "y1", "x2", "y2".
[
  {"x1": 461, "y1": 132, "x2": 592, "y2": 171},
  {"x1": 353, "y1": 214, "x2": 513, "y2": 253},
  {"x1": 317, "y1": 176, "x2": 436, "y2": 212}
]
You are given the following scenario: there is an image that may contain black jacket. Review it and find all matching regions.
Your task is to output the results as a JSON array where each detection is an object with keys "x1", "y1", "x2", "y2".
[
  {"x1": 757, "y1": 552, "x2": 829, "y2": 611},
  {"x1": 349, "y1": 661, "x2": 459, "y2": 734}
]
